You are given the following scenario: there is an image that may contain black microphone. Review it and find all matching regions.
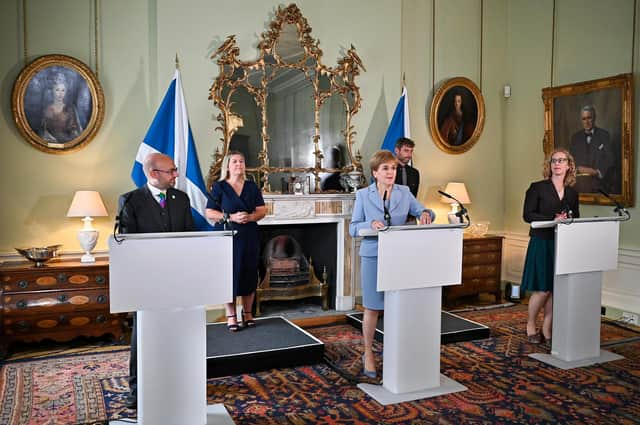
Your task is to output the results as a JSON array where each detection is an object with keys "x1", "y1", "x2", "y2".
[
  {"x1": 598, "y1": 189, "x2": 626, "y2": 216},
  {"x1": 382, "y1": 190, "x2": 391, "y2": 227},
  {"x1": 113, "y1": 192, "x2": 133, "y2": 243},
  {"x1": 560, "y1": 202, "x2": 573, "y2": 219},
  {"x1": 220, "y1": 210, "x2": 230, "y2": 231},
  {"x1": 438, "y1": 190, "x2": 468, "y2": 223}
]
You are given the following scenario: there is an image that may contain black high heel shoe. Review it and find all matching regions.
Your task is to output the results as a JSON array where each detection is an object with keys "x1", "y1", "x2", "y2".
[
  {"x1": 241, "y1": 310, "x2": 256, "y2": 328},
  {"x1": 227, "y1": 315, "x2": 240, "y2": 332}
]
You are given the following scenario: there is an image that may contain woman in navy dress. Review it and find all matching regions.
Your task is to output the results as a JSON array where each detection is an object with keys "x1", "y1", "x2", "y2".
[
  {"x1": 206, "y1": 151, "x2": 266, "y2": 331},
  {"x1": 521, "y1": 148, "x2": 579, "y2": 344},
  {"x1": 349, "y1": 150, "x2": 435, "y2": 378}
]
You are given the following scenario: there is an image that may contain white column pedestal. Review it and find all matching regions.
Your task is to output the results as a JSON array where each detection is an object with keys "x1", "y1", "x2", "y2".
[
  {"x1": 358, "y1": 287, "x2": 466, "y2": 405},
  {"x1": 134, "y1": 307, "x2": 234, "y2": 424},
  {"x1": 529, "y1": 271, "x2": 623, "y2": 369}
]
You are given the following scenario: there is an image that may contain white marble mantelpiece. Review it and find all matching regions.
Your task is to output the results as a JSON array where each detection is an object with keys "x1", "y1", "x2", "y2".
[{"x1": 258, "y1": 193, "x2": 356, "y2": 310}]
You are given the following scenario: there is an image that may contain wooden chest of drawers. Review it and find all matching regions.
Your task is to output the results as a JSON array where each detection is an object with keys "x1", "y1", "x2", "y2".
[
  {"x1": 0, "y1": 258, "x2": 126, "y2": 356},
  {"x1": 444, "y1": 235, "x2": 503, "y2": 305}
]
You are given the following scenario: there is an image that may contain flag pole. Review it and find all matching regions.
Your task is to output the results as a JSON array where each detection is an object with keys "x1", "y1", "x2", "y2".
[{"x1": 175, "y1": 53, "x2": 180, "y2": 70}]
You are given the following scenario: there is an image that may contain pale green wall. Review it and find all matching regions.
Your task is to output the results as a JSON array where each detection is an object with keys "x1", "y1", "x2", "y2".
[
  {"x1": 1, "y1": 0, "x2": 639, "y2": 254},
  {"x1": 503, "y1": 0, "x2": 640, "y2": 249},
  {"x1": 0, "y1": 0, "x2": 400, "y2": 254},
  {"x1": 401, "y1": 0, "x2": 508, "y2": 227}
]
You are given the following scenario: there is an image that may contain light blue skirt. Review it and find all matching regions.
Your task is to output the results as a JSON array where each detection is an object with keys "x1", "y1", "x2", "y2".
[{"x1": 361, "y1": 256, "x2": 384, "y2": 310}]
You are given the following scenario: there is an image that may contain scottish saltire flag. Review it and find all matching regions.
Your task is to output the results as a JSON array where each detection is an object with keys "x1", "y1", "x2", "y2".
[
  {"x1": 131, "y1": 69, "x2": 213, "y2": 230},
  {"x1": 381, "y1": 86, "x2": 410, "y2": 152}
]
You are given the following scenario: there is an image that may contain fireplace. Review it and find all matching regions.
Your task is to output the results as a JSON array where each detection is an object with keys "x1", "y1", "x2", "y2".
[
  {"x1": 257, "y1": 224, "x2": 336, "y2": 313},
  {"x1": 257, "y1": 193, "x2": 356, "y2": 312}
]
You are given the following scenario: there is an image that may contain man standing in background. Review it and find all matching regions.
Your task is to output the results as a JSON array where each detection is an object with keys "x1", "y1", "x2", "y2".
[{"x1": 394, "y1": 137, "x2": 420, "y2": 197}]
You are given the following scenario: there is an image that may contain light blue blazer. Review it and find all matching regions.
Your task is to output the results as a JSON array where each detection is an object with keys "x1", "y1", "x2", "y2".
[{"x1": 349, "y1": 183, "x2": 435, "y2": 257}]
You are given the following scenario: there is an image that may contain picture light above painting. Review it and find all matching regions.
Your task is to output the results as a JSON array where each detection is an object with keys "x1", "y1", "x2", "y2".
[
  {"x1": 11, "y1": 54, "x2": 105, "y2": 154},
  {"x1": 429, "y1": 77, "x2": 485, "y2": 155}
]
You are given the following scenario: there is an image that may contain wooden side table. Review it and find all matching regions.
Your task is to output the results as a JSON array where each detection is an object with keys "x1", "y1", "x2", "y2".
[
  {"x1": 443, "y1": 235, "x2": 503, "y2": 306},
  {"x1": 0, "y1": 257, "x2": 126, "y2": 357}
]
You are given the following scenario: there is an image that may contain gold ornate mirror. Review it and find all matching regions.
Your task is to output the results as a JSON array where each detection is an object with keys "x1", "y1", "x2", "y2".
[{"x1": 208, "y1": 3, "x2": 365, "y2": 193}]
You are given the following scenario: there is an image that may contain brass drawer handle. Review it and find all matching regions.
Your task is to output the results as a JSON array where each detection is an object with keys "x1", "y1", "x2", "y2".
[
  {"x1": 96, "y1": 315, "x2": 106, "y2": 323},
  {"x1": 59, "y1": 315, "x2": 67, "y2": 324},
  {"x1": 57, "y1": 273, "x2": 68, "y2": 283},
  {"x1": 18, "y1": 280, "x2": 28, "y2": 289},
  {"x1": 97, "y1": 295, "x2": 107, "y2": 304},
  {"x1": 17, "y1": 320, "x2": 29, "y2": 330},
  {"x1": 96, "y1": 275, "x2": 106, "y2": 284},
  {"x1": 58, "y1": 295, "x2": 68, "y2": 302},
  {"x1": 16, "y1": 300, "x2": 28, "y2": 309}
]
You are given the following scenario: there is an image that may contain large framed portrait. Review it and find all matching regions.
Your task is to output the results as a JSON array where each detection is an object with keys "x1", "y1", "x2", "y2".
[
  {"x1": 542, "y1": 73, "x2": 634, "y2": 206},
  {"x1": 429, "y1": 77, "x2": 485, "y2": 154},
  {"x1": 11, "y1": 54, "x2": 105, "y2": 154}
]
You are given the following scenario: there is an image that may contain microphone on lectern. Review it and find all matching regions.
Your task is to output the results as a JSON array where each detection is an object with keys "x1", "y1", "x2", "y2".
[
  {"x1": 438, "y1": 190, "x2": 469, "y2": 223},
  {"x1": 382, "y1": 190, "x2": 391, "y2": 227},
  {"x1": 598, "y1": 189, "x2": 626, "y2": 216}
]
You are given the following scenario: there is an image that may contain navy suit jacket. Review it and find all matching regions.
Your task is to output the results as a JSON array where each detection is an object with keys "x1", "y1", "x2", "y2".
[{"x1": 349, "y1": 183, "x2": 435, "y2": 257}]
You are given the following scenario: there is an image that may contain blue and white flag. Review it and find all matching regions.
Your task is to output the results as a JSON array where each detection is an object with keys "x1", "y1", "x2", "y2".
[
  {"x1": 131, "y1": 69, "x2": 213, "y2": 230},
  {"x1": 381, "y1": 86, "x2": 410, "y2": 152}
]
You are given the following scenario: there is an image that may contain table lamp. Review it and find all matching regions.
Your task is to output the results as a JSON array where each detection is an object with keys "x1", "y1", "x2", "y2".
[
  {"x1": 440, "y1": 182, "x2": 471, "y2": 224},
  {"x1": 66, "y1": 191, "x2": 108, "y2": 263}
]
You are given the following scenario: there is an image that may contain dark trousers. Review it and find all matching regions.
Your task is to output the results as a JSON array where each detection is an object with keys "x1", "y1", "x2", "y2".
[{"x1": 128, "y1": 313, "x2": 137, "y2": 399}]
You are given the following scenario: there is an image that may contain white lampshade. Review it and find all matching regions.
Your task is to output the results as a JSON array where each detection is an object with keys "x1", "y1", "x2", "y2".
[
  {"x1": 67, "y1": 191, "x2": 109, "y2": 218},
  {"x1": 441, "y1": 182, "x2": 471, "y2": 224},
  {"x1": 440, "y1": 182, "x2": 471, "y2": 205},
  {"x1": 66, "y1": 191, "x2": 108, "y2": 263}
]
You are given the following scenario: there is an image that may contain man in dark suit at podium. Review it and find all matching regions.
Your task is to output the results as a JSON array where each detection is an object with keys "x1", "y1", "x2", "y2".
[{"x1": 118, "y1": 152, "x2": 195, "y2": 409}]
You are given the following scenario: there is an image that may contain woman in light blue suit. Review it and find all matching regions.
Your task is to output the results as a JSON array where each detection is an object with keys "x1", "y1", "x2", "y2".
[{"x1": 349, "y1": 150, "x2": 435, "y2": 378}]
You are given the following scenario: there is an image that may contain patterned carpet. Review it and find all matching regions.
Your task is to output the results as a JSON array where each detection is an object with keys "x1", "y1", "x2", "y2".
[{"x1": 1, "y1": 304, "x2": 638, "y2": 424}]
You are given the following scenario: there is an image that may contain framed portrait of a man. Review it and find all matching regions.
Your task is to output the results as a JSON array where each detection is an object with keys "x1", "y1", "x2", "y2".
[
  {"x1": 429, "y1": 77, "x2": 485, "y2": 154},
  {"x1": 542, "y1": 73, "x2": 634, "y2": 206},
  {"x1": 11, "y1": 54, "x2": 105, "y2": 154}
]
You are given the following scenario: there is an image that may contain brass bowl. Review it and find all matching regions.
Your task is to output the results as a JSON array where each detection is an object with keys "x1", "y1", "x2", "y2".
[{"x1": 15, "y1": 245, "x2": 62, "y2": 267}]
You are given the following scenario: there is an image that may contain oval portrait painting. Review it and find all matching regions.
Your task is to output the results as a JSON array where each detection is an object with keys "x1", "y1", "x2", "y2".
[
  {"x1": 12, "y1": 54, "x2": 104, "y2": 154},
  {"x1": 429, "y1": 77, "x2": 485, "y2": 154}
]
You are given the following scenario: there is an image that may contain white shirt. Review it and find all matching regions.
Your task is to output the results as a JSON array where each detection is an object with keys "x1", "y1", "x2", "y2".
[{"x1": 146, "y1": 182, "x2": 166, "y2": 205}]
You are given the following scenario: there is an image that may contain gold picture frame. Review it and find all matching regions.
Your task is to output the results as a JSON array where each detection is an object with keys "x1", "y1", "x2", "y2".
[
  {"x1": 542, "y1": 73, "x2": 634, "y2": 206},
  {"x1": 11, "y1": 54, "x2": 105, "y2": 154},
  {"x1": 429, "y1": 77, "x2": 485, "y2": 154}
]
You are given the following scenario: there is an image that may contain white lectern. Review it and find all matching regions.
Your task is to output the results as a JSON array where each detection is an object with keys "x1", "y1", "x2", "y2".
[
  {"x1": 109, "y1": 231, "x2": 235, "y2": 425},
  {"x1": 528, "y1": 216, "x2": 626, "y2": 369},
  {"x1": 357, "y1": 224, "x2": 467, "y2": 405}
]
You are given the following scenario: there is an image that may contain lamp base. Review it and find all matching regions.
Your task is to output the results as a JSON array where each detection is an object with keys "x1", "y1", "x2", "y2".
[
  {"x1": 80, "y1": 253, "x2": 96, "y2": 263},
  {"x1": 447, "y1": 213, "x2": 460, "y2": 224},
  {"x1": 77, "y1": 229, "x2": 99, "y2": 263}
]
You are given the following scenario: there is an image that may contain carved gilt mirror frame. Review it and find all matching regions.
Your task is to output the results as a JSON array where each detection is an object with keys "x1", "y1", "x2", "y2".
[{"x1": 207, "y1": 3, "x2": 365, "y2": 193}]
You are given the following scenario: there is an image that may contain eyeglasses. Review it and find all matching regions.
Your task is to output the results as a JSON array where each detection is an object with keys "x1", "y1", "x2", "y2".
[
  {"x1": 153, "y1": 167, "x2": 178, "y2": 174},
  {"x1": 550, "y1": 158, "x2": 568, "y2": 164}
]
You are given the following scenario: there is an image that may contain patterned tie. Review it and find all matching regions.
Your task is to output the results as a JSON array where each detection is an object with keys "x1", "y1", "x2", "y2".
[
  {"x1": 401, "y1": 166, "x2": 408, "y2": 186},
  {"x1": 158, "y1": 192, "x2": 166, "y2": 208}
]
